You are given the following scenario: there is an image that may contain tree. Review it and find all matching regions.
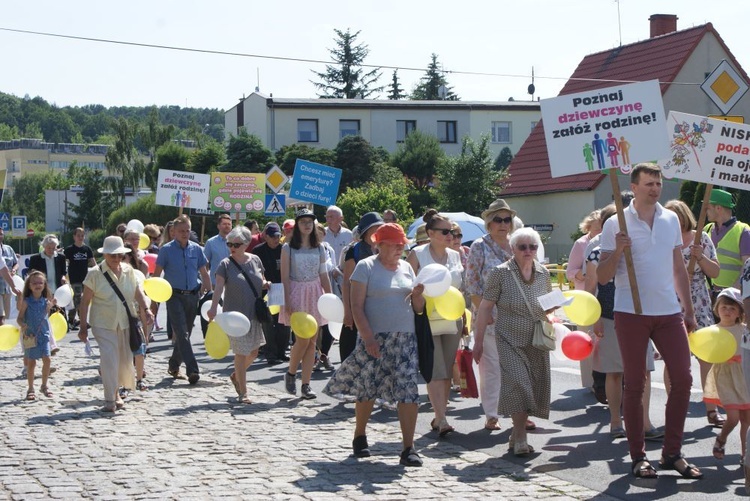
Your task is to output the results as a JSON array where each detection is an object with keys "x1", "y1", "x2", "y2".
[
  {"x1": 105, "y1": 117, "x2": 146, "y2": 201},
  {"x1": 224, "y1": 129, "x2": 273, "y2": 172},
  {"x1": 155, "y1": 142, "x2": 190, "y2": 173},
  {"x1": 141, "y1": 107, "x2": 176, "y2": 190},
  {"x1": 391, "y1": 130, "x2": 445, "y2": 190},
  {"x1": 337, "y1": 181, "x2": 413, "y2": 230},
  {"x1": 311, "y1": 29, "x2": 383, "y2": 99},
  {"x1": 411, "y1": 54, "x2": 459, "y2": 101},
  {"x1": 186, "y1": 140, "x2": 226, "y2": 174},
  {"x1": 334, "y1": 135, "x2": 380, "y2": 189},
  {"x1": 494, "y1": 147, "x2": 514, "y2": 171},
  {"x1": 388, "y1": 70, "x2": 405, "y2": 100},
  {"x1": 275, "y1": 144, "x2": 336, "y2": 176},
  {"x1": 437, "y1": 135, "x2": 502, "y2": 213},
  {"x1": 0, "y1": 171, "x2": 63, "y2": 224},
  {"x1": 0, "y1": 124, "x2": 20, "y2": 140},
  {"x1": 65, "y1": 163, "x2": 115, "y2": 230}
]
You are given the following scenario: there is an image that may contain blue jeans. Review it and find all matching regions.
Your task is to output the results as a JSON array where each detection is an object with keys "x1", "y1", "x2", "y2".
[{"x1": 166, "y1": 292, "x2": 200, "y2": 375}]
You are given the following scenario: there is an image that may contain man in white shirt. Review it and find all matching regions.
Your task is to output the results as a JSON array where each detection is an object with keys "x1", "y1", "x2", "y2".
[
  {"x1": 598, "y1": 163, "x2": 701, "y2": 479},
  {"x1": 323, "y1": 205, "x2": 352, "y2": 296}
]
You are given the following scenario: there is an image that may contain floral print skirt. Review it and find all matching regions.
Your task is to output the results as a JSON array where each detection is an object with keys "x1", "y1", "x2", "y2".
[{"x1": 323, "y1": 331, "x2": 420, "y2": 405}]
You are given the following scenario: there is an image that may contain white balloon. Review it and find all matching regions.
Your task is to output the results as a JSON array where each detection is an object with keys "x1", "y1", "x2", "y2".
[
  {"x1": 12, "y1": 275, "x2": 24, "y2": 292},
  {"x1": 126, "y1": 219, "x2": 145, "y2": 233},
  {"x1": 317, "y1": 293, "x2": 344, "y2": 322},
  {"x1": 53, "y1": 285, "x2": 74, "y2": 308},
  {"x1": 133, "y1": 270, "x2": 146, "y2": 285},
  {"x1": 214, "y1": 311, "x2": 250, "y2": 337},
  {"x1": 328, "y1": 321, "x2": 343, "y2": 340},
  {"x1": 416, "y1": 263, "x2": 452, "y2": 297},
  {"x1": 200, "y1": 300, "x2": 222, "y2": 321},
  {"x1": 552, "y1": 322, "x2": 571, "y2": 362}
]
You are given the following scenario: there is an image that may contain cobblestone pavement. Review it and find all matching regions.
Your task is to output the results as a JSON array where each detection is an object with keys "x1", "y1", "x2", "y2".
[{"x1": 0, "y1": 342, "x2": 617, "y2": 501}]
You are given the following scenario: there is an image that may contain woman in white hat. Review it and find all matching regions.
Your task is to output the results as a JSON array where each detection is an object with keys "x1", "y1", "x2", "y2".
[{"x1": 78, "y1": 236, "x2": 153, "y2": 413}]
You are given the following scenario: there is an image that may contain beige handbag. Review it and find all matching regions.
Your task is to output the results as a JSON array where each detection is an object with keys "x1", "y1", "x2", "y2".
[{"x1": 510, "y1": 269, "x2": 555, "y2": 351}]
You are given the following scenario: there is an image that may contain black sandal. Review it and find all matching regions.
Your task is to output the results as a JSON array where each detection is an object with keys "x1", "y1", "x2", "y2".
[
  {"x1": 631, "y1": 457, "x2": 658, "y2": 478},
  {"x1": 659, "y1": 453, "x2": 703, "y2": 479}
]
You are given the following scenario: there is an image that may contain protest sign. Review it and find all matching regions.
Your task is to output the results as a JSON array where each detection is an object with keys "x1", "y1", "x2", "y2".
[
  {"x1": 289, "y1": 159, "x2": 342, "y2": 206},
  {"x1": 155, "y1": 170, "x2": 210, "y2": 210},
  {"x1": 660, "y1": 111, "x2": 750, "y2": 190},
  {"x1": 209, "y1": 173, "x2": 265, "y2": 213},
  {"x1": 541, "y1": 80, "x2": 669, "y2": 178}
]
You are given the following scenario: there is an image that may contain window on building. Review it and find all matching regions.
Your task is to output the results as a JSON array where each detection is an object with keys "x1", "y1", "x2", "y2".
[
  {"x1": 437, "y1": 121, "x2": 457, "y2": 143},
  {"x1": 491, "y1": 121, "x2": 512, "y2": 143},
  {"x1": 396, "y1": 120, "x2": 417, "y2": 142},
  {"x1": 339, "y1": 120, "x2": 360, "y2": 139},
  {"x1": 297, "y1": 119, "x2": 319, "y2": 142}
]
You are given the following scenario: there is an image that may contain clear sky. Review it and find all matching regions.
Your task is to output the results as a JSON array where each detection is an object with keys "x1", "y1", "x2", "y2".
[{"x1": 1, "y1": 1, "x2": 746, "y2": 111}]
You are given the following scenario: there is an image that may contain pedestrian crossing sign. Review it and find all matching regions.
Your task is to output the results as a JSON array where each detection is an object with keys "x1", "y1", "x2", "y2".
[{"x1": 265, "y1": 194, "x2": 286, "y2": 216}]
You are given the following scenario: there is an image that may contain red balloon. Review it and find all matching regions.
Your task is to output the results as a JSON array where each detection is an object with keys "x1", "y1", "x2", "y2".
[
  {"x1": 143, "y1": 253, "x2": 157, "y2": 274},
  {"x1": 561, "y1": 330, "x2": 593, "y2": 361}
]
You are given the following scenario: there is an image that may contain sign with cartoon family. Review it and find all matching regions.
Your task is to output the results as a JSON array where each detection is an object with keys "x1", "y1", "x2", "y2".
[
  {"x1": 659, "y1": 111, "x2": 750, "y2": 191},
  {"x1": 209, "y1": 172, "x2": 266, "y2": 213},
  {"x1": 155, "y1": 169, "x2": 211, "y2": 210},
  {"x1": 540, "y1": 80, "x2": 670, "y2": 178}
]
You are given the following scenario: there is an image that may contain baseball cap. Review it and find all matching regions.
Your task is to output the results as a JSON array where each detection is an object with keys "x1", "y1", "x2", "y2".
[{"x1": 264, "y1": 222, "x2": 281, "y2": 237}]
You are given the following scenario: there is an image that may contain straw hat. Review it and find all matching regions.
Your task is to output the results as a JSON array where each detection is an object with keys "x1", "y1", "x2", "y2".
[{"x1": 481, "y1": 199, "x2": 517, "y2": 220}]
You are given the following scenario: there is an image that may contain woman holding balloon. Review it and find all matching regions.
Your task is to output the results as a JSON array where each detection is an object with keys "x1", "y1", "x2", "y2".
[
  {"x1": 324, "y1": 223, "x2": 426, "y2": 466},
  {"x1": 474, "y1": 228, "x2": 550, "y2": 456},
  {"x1": 664, "y1": 200, "x2": 723, "y2": 427},
  {"x1": 207, "y1": 226, "x2": 268, "y2": 404},
  {"x1": 406, "y1": 209, "x2": 464, "y2": 437},
  {"x1": 280, "y1": 209, "x2": 331, "y2": 400},
  {"x1": 78, "y1": 236, "x2": 153, "y2": 413}
]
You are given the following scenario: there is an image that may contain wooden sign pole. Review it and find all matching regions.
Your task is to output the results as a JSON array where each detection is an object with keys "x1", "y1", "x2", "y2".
[
  {"x1": 609, "y1": 170, "x2": 643, "y2": 314},
  {"x1": 686, "y1": 185, "x2": 713, "y2": 276}
]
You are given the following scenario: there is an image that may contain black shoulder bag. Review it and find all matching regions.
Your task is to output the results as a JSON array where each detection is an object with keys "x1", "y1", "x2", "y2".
[
  {"x1": 101, "y1": 268, "x2": 145, "y2": 351},
  {"x1": 229, "y1": 257, "x2": 271, "y2": 323}
]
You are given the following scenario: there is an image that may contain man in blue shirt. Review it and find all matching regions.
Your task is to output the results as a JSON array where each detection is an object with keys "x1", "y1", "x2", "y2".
[
  {"x1": 154, "y1": 215, "x2": 212, "y2": 385},
  {"x1": 203, "y1": 214, "x2": 232, "y2": 286}
]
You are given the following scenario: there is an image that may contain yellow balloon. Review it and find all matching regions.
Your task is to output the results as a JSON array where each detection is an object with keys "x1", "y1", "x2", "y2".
[
  {"x1": 143, "y1": 277, "x2": 173, "y2": 303},
  {"x1": 205, "y1": 322, "x2": 230, "y2": 359},
  {"x1": 138, "y1": 233, "x2": 150, "y2": 250},
  {"x1": 464, "y1": 308, "x2": 472, "y2": 330},
  {"x1": 264, "y1": 296, "x2": 281, "y2": 315},
  {"x1": 0, "y1": 324, "x2": 20, "y2": 351},
  {"x1": 434, "y1": 287, "x2": 465, "y2": 321},
  {"x1": 290, "y1": 312, "x2": 318, "y2": 339},
  {"x1": 424, "y1": 296, "x2": 436, "y2": 316},
  {"x1": 689, "y1": 326, "x2": 737, "y2": 363},
  {"x1": 562, "y1": 290, "x2": 601, "y2": 326},
  {"x1": 49, "y1": 312, "x2": 68, "y2": 341}
]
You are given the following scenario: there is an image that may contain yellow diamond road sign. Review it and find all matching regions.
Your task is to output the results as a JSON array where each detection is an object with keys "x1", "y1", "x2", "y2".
[
  {"x1": 265, "y1": 165, "x2": 288, "y2": 193},
  {"x1": 701, "y1": 60, "x2": 749, "y2": 115}
]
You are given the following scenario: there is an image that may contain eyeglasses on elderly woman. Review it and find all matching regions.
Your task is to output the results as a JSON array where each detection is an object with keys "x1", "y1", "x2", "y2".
[
  {"x1": 226, "y1": 242, "x2": 244, "y2": 249},
  {"x1": 492, "y1": 216, "x2": 513, "y2": 224},
  {"x1": 516, "y1": 243, "x2": 538, "y2": 252}
]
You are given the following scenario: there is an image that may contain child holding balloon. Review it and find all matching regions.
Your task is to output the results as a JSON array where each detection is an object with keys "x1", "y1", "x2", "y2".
[
  {"x1": 702, "y1": 288, "x2": 750, "y2": 463},
  {"x1": 17, "y1": 270, "x2": 55, "y2": 400}
]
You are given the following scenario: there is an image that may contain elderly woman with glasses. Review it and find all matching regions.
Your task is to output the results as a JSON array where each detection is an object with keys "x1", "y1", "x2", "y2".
[
  {"x1": 207, "y1": 226, "x2": 269, "y2": 404},
  {"x1": 78, "y1": 236, "x2": 154, "y2": 412},
  {"x1": 474, "y1": 227, "x2": 551, "y2": 456},
  {"x1": 466, "y1": 199, "x2": 537, "y2": 432},
  {"x1": 406, "y1": 209, "x2": 464, "y2": 437}
]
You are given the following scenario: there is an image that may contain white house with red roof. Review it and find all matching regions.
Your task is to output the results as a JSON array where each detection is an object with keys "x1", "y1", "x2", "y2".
[{"x1": 504, "y1": 14, "x2": 750, "y2": 262}]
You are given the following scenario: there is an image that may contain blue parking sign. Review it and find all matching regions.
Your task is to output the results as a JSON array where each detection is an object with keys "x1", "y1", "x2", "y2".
[{"x1": 0, "y1": 213, "x2": 9, "y2": 231}]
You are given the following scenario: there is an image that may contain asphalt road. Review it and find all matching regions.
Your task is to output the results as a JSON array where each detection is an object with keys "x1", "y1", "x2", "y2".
[{"x1": 142, "y1": 311, "x2": 748, "y2": 500}]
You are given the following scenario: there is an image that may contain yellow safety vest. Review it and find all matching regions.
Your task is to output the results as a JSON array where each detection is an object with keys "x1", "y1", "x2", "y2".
[{"x1": 705, "y1": 221, "x2": 747, "y2": 287}]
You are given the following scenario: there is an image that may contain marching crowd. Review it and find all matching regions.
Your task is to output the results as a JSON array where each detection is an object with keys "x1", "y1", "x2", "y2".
[{"x1": 8, "y1": 162, "x2": 750, "y2": 485}]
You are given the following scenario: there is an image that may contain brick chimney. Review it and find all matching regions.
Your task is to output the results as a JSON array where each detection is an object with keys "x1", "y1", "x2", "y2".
[{"x1": 649, "y1": 14, "x2": 678, "y2": 38}]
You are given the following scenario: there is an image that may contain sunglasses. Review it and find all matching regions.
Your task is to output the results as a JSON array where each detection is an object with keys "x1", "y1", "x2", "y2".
[
  {"x1": 452, "y1": 232, "x2": 463, "y2": 239},
  {"x1": 226, "y1": 242, "x2": 244, "y2": 248},
  {"x1": 517, "y1": 243, "x2": 539, "y2": 252},
  {"x1": 492, "y1": 216, "x2": 514, "y2": 224},
  {"x1": 432, "y1": 228, "x2": 453, "y2": 236}
]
